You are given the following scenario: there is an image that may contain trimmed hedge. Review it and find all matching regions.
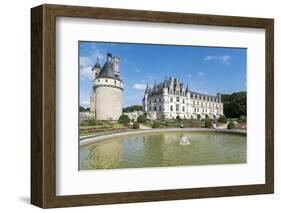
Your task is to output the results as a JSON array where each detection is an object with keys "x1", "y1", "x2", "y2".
[
  {"x1": 152, "y1": 121, "x2": 160, "y2": 128},
  {"x1": 137, "y1": 114, "x2": 147, "y2": 123},
  {"x1": 227, "y1": 121, "x2": 236, "y2": 129},
  {"x1": 204, "y1": 119, "x2": 213, "y2": 128},
  {"x1": 118, "y1": 114, "x2": 130, "y2": 124},
  {"x1": 132, "y1": 121, "x2": 140, "y2": 129}
]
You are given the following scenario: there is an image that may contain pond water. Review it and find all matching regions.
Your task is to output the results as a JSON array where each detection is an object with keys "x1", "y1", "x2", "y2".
[{"x1": 80, "y1": 131, "x2": 246, "y2": 170}]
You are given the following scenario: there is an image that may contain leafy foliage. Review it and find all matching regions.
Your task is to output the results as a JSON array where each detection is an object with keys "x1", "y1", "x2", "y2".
[
  {"x1": 218, "y1": 115, "x2": 228, "y2": 123},
  {"x1": 123, "y1": 105, "x2": 143, "y2": 112},
  {"x1": 132, "y1": 122, "x2": 140, "y2": 129},
  {"x1": 79, "y1": 106, "x2": 90, "y2": 112},
  {"x1": 238, "y1": 115, "x2": 247, "y2": 123},
  {"x1": 152, "y1": 121, "x2": 160, "y2": 128},
  {"x1": 137, "y1": 114, "x2": 147, "y2": 123},
  {"x1": 227, "y1": 121, "x2": 236, "y2": 129},
  {"x1": 204, "y1": 119, "x2": 213, "y2": 128},
  {"x1": 221, "y1": 92, "x2": 246, "y2": 118},
  {"x1": 118, "y1": 114, "x2": 130, "y2": 124}
]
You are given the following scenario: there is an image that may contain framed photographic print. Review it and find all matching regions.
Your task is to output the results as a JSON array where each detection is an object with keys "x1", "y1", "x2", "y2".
[{"x1": 31, "y1": 4, "x2": 274, "y2": 208}]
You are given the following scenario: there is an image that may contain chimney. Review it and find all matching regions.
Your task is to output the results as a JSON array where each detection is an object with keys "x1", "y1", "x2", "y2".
[
  {"x1": 107, "y1": 53, "x2": 112, "y2": 62},
  {"x1": 113, "y1": 56, "x2": 120, "y2": 76}
]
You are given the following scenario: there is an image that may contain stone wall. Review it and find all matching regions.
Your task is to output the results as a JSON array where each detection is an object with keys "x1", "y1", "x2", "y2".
[
  {"x1": 80, "y1": 112, "x2": 95, "y2": 122},
  {"x1": 95, "y1": 86, "x2": 122, "y2": 120},
  {"x1": 123, "y1": 111, "x2": 143, "y2": 121}
]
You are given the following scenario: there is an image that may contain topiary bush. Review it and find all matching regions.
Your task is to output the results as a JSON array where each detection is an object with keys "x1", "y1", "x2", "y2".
[
  {"x1": 152, "y1": 121, "x2": 160, "y2": 128},
  {"x1": 132, "y1": 121, "x2": 140, "y2": 129},
  {"x1": 137, "y1": 114, "x2": 147, "y2": 123},
  {"x1": 227, "y1": 121, "x2": 236, "y2": 129},
  {"x1": 204, "y1": 119, "x2": 213, "y2": 128},
  {"x1": 218, "y1": 115, "x2": 228, "y2": 123},
  {"x1": 118, "y1": 114, "x2": 130, "y2": 124}
]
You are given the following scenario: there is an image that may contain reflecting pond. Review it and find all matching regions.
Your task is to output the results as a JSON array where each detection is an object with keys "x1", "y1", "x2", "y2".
[{"x1": 80, "y1": 131, "x2": 246, "y2": 170}]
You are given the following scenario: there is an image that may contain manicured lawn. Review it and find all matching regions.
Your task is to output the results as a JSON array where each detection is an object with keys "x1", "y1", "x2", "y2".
[
  {"x1": 79, "y1": 122, "x2": 129, "y2": 136},
  {"x1": 112, "y1": 123, "x2": 124, "y2": 129}
]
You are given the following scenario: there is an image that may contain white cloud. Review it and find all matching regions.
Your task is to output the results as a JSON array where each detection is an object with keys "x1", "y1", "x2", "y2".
[
  {"x1": 79, "y1": 49, "x2": 105, "y2": 69},
  {"x1": 79, "y1": 48, "x2": 106, "y2": 81},
  {"x1": 80, "y1": 100, "x2": 90, "y2": 108},
  {"x1": 135, "y1": 67, "x2": 141, "y2": 73},
  {"x1": 198, "y1": 72, "x2": 205, "y2": 77},
  {"x1": 80, "y1": 57, "x2": 93, "y2": 68},
  {"x1": 80, "y1": 66, "x2": 92, "y2": 81},
  {"x1": 203, "y1": 55, "x2": 231, "y2": 63},
  {"x1": 133, "y1": 83, "x2": 147, "y2": 90}
]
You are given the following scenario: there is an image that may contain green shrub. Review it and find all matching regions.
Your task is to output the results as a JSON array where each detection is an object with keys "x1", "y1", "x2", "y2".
[
  {"x1": 238, "y1": 115, "x2": 247, "y2": 123},
  {"x1": 132, "y1": 121, "x2": 140, "y2": 129},
  {"x1": 227, "y1": 121, "x2": 236, "y2": 129},
  {"x1": 152, "y1": 121, "x2": 160, "y2": 128},
  {"x1": 118, "y1": 114, "x2": 130, "y2": 124},
  {"x1": 137, "y1": 114, "x2": 147, "y2": 123},
  {"x1": 218, "y1": 115, "x2": 227, "y2": 123},
  {"x1": 204, "y1": 119, "x2": 213, "y2": 128}
]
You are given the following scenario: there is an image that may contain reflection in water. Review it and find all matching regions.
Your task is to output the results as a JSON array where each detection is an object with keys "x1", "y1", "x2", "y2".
[{"x1": 80, "y1": 132, "x2": 246, "y2": 170}]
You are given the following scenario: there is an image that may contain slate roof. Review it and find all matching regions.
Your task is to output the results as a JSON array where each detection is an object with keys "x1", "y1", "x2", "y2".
[{"x1": 95, "y1": 54, "x2": 122, "y2": 81}]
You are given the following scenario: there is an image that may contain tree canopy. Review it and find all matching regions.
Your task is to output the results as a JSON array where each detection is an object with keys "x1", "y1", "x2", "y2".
[
  {"x1": 123, "y1": 105, "x2": 143, "y2": 112},
  {"x1": 221, "y1": 91, "x2": 246, "y2": 118},
  {"x1": 79, "y1": 106, "x2": 90, "y2": 112}
]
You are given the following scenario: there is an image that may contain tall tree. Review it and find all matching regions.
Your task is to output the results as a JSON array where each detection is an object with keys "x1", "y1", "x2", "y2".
[{"x1": 221, "y1": 91, "x2": 246, "y2": 118}]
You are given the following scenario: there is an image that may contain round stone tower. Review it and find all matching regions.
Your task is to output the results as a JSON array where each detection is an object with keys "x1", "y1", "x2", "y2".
[{"x1": 91, "y1": 53, "x2": 123, "y2": 121}]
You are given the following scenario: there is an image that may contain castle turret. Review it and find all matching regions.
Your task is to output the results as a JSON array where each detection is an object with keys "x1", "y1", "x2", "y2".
[
  {"x1": 91, "y1": 57, "x2": 101, "y2": 80},
  {"x1": 143, "y1": 85, "x2": 149, "y2": 112},
  {"x1": 217, "y1": 93, "x2": 222, "y2": 102},
  {"x1": 91, "y1": 53, "x2": 123, "y2": 120}
]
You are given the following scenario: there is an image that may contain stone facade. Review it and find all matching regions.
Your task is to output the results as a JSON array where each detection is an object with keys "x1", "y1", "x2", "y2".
[
  {"x1": 90, "y1": 53, "x2": 123, "y2": 121},
  {"x1": 143, "y1": 77, "x2": 223, "y2": 120}
]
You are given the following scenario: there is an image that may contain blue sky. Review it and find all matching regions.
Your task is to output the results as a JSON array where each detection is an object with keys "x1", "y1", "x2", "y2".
[{"x1": 79, "y1": 41, "x2": 246, "y2": 107}]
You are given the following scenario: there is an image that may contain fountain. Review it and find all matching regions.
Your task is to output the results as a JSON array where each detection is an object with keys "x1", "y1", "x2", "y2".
[{"x1": 179, "y1": 136, "x2": 191, "y2": 145}]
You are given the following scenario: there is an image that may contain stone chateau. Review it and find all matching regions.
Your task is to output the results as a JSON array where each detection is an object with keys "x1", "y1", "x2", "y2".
[
  {"x1": 143, "y1": 77, "x2": 223, "y2": 120},
  {"x1": 89, "y1": 53, "x2": 223, "y2": 121}
]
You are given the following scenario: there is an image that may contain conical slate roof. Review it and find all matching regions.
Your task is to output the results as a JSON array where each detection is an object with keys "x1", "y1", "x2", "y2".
[
  {"x1": 96, "y1": 54, "x2": 122, "y2": 81},
  {"x1": 92, "y1": 57, "x2": 101, "y2": 70}
]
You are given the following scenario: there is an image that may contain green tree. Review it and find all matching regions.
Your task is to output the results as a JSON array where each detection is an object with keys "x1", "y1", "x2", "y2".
[
  {"x1": 238, "y1": 115, "x2": 247, "y2": 123},
  {"x1": 79, "y1": 106, "x2": 86, "y2": 112},
  {"x1": 227, "y1": 121, "x2": 236, "y2": 129},
  {"x1": 218, "y1": 115, "x2": 228, "y2": 123},
  {"x1": 137, "y1": 114, "x2": 147, "y2": 123},
  {"x1": 152, "y1": 121, "x2": 160, "y2": 128},
  {"x1": 123, "y1": 105, "x2": 143, "y2": 112},
  {"x1": 205, "y1": 119, "x2": 213, "y2": 128},
  {"x1": 118, "y1": 114, "x2": 130, "y2": 124},
  {"x1": 221, "y1": 91, "x2": 246, "y2": 118},
  {"x1": 132, "y1": 121, "x2": 140, "y2": 129}
]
